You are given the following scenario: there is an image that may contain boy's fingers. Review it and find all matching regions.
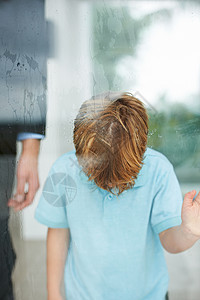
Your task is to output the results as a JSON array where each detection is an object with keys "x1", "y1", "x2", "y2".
[
  {"x1": 184, "y1": 190, "x2": 196, "y2": 206},
  {"x1": 194, "y1": 191, "x2": 200, "y2": 204}
]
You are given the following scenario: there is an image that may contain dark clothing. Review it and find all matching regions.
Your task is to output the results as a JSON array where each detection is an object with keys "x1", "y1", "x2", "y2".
[
  {"x1": 0, "y1": 218, "x2": 16, "y2": 300},
  {"x1": 0, "y1": 157, "x2": 16, "y2": 300},
  {"x1": 0, "y1": 0, "x2": 47, "y2": 297},
  {"x1": 0, "y1": 156, "x2": 16, "y2": 221},
  {"x1": 0, "y1": 123, "x2": 45, "y2": 155},
  {"x1": 0, "y1": 0, "x2": 47, "y2": 155}
]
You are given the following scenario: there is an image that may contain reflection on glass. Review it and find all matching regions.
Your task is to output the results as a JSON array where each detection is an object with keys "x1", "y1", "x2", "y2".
[
  {"x1": 92, "y1": 1, "x2": 200, "y2": 184},
  {"x1": 2, "y1": 1, "x2": 199, "y2": 299}
]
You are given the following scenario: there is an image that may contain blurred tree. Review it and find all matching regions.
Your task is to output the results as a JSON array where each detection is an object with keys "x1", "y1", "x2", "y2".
[
  {"x1": 91, "y1": 1, "x2": 200, "y2": 182},
  {"x1": 148, "y1": 104, "x2": 200, "y2": 168},
  {"x1": 92, "y1": 4, "x2": 173, "y2": 91}
]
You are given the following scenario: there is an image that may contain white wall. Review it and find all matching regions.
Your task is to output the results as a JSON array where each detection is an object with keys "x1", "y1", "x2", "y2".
[{"x1": 20, "y1": 0, "x2": 92, "y2": 240}]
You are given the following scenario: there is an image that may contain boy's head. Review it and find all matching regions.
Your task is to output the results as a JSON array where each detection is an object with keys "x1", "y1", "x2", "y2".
[{"x1": 73, "y1": 92, "x2": 148, "y2": 196}]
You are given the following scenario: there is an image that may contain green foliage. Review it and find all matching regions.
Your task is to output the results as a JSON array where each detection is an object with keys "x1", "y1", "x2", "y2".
[
  {"x1": 92, "y1": 2, "x2": 200, "y2": 182},
  {"x1": 148, "y1": 104, "x2": 200, "y2": 167},
  {"x1": 92, "y1": 4, "x2": 172, "y2": 90}
]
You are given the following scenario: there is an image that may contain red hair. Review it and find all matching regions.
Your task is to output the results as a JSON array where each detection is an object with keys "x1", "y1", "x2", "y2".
[{"x1": 73, "y1": 92, "x2": 148, "y2": 196}]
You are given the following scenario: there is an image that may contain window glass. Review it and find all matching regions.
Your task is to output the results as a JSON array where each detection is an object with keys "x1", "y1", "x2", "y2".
[{"x1": 92, "y1": 1, "x2": 200, "y2": 184}]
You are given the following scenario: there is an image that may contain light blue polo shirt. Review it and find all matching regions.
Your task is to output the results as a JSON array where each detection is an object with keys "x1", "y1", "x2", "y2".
[{"x1": 35, "y1": 147, "x2": 183, "y2": 300}]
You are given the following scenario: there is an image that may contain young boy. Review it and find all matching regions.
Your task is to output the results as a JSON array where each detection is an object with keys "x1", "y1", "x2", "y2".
[{"x1": 35, "y1": 92, "x2": 200, "y2": 300}]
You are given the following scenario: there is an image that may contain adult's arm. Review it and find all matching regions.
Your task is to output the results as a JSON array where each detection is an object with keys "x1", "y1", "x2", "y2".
[{"x1": 8, "y1": 137, "x2": 43, "y2": 211}]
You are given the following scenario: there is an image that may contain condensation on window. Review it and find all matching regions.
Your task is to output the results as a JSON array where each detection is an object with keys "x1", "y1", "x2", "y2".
[{"x1": 1, "y1": 1, "x2": 199, "y2": 299}]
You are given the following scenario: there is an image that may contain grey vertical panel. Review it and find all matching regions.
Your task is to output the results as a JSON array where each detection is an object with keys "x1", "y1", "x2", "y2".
[{"x1": 0, "y1": 0, "x2": 48, "y2": 154}]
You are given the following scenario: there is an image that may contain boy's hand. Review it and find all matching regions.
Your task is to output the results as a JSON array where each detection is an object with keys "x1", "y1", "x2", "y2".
[
  {"x1": 181, "y1": 190, "x2": 200, "y2": 238},
  {"x1": 159, "y1": 190, "x2": 200, "y2": 254}
]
